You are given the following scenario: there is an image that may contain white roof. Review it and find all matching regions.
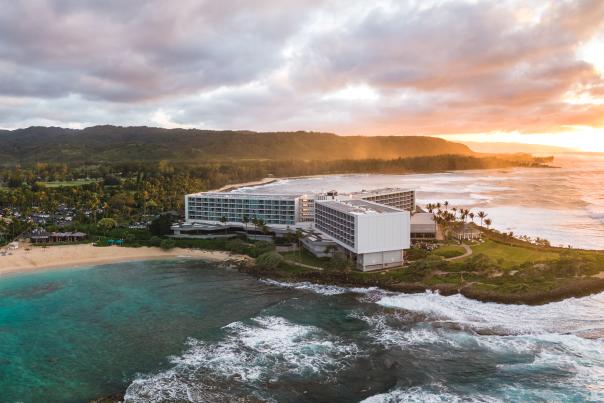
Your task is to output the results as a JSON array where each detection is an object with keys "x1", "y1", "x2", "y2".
[{"x1": 316, "y1": 199, "x2": 404, "y2": 215}]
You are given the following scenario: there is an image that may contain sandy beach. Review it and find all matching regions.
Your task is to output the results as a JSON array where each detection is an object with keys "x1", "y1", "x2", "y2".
[{"x1": 0, "y1": 243, "x2": 250, "y2": 277}]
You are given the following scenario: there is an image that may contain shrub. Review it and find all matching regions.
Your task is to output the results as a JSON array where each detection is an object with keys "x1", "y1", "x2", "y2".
[
  {"x1": 160, "y1": 239, "x2": 176, "y2": 250},
  {"x1": 406, "y1": 248, "x2": 430, "y2": 261},
  {"x1": 149, "y1": 236, "x2": 162, "y2": 247},
  {"x1": 251, "y1": 240, "x2": 275, "y2": 257},
  {"x1": 256, "y1": 251, "x2": 284, "y2": 270},
  {"x1": 225, "y1": 238, "x2": 249, "y2": 254},
  {"x1": 329, "y1": 250, "x2": 351, "y2": 271}
]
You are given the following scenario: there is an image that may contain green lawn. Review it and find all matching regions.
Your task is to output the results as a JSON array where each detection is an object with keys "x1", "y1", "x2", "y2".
[
  {"x1": 282, "y1": 250, "x2": 331, "y2": 268},
  {"x1": 40, "y1": 179, "x2": 99, "y2": 188},
  {"x1": 432, "y1": 244, "x2": 466, "y2": 258},
  {"x1": 465, "y1": 240, "x2": 560, "y2": 268}
]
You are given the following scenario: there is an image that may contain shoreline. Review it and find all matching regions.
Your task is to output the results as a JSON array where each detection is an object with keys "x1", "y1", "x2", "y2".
[
  {"x1": 239, "y1": 266, "x2": 604, "y2": 306},
  {"x1": 2, "y1": 242, "x2": 602, "y2": 306},
  {"x1": 0, "y1": 244, "x2": 251, "y2": 278}
]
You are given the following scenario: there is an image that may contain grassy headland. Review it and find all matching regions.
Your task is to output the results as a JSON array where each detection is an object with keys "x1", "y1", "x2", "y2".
[{"x1": 238, "y1": 231, "x2": 604, "y2": 305}]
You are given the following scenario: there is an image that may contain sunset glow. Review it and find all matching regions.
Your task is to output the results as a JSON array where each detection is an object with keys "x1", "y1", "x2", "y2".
[{"x1": 1, "y1": 0, "x2": 604, "y2": 150}]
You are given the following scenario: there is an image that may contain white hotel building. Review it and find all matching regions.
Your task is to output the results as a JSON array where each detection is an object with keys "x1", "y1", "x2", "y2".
[
  {"x1": 185, "y1": 192, "x2": 305, "y2": 226},
  {"x1": 182, "y1": 187, "x2": 415, "y2": 271},
  {"x1": 315, "y1": 199, "x2": 410, "y2": 271}
]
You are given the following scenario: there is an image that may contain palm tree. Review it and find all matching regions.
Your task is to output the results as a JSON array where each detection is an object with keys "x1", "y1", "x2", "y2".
[
  {"x1": 484, "y1": 218, "x2": 492, "y2": 229},
  {"x1": 243, "y1": 215, "x2": 249, "y2": 231},
  {"x1": 460, "y1": 209, "x2": 468, "y2": 223},
  {"x1": 295, "y1": 228, "x2": 303, "y2": 258},
  {"x1": 220, "y1": 215, "x2": 228, "y2": 234},
  {"x1": 469, "y1": 212, "x2": 475, "y2": 223},
  {"x1": 477, "y1": 211, "x2": 487, "y2": 227},
  {"x1": 443, "y1": 201, "x2": 449, "y2": 211},
  {"x1": 256, "y1": 218, "x2": 268, "y2": 234},
  {"x1": 426, "y1": 203, "x2": 434, "y2": 213}
]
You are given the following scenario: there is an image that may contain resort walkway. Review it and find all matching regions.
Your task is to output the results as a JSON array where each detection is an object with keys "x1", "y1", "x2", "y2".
[{"x1": 446, "y1": 244, "x2": 473, "y2": 261}]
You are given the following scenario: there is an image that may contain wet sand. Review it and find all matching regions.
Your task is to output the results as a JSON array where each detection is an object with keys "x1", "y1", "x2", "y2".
[{"x1": 0, "y1": 244, "x2": 250, "y2": 277}]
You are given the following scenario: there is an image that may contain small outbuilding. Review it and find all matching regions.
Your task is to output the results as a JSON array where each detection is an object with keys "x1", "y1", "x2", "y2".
[{"x1": 450, "y1": 224, "x2": 482, "y2": 241}]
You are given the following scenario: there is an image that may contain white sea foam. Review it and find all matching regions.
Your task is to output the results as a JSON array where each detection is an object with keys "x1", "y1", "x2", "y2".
[
  {"x1": 375, "y1": 290, "x2": 604, "y2": 335},
  {"x1": 354, "y1": 313, "x2": 604, "y2": 402},
  {"x1": 361, "y1": 385, "x2": 498, "y2": 403},
  {"x1": 349, "y1": 312, "x2": 447, "y2": 347},
  {"x1": 260, "y1": 278, "x2": 380, "y2": 296},
  {"x1": 124, "y1": 316, "x2": 358, "y2": 402}
]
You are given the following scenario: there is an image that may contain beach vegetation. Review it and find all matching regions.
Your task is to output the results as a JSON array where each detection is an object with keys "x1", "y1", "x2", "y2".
[
  {"x1": 160, "y1": 239, "x2": 176, "y2": 250},
  {"x1": 256, "y1": 251, "x2": 284, "y2": 270}
]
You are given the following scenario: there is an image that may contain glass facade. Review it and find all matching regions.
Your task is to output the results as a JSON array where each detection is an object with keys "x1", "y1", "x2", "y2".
[
  {"x1": 314, "y1": 202, "x2": 355, "y2": 248},
  {"x1": 359, "y1": 190, "x2": 415, "y2": 211},
  {"x1": 187, "y1": 194, "x2": 297, "y2": 225}
]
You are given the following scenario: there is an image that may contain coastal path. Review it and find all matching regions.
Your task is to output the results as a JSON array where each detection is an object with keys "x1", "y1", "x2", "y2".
[{"x1": 446, "y1": 244, "x2": 473, "y2": 261}]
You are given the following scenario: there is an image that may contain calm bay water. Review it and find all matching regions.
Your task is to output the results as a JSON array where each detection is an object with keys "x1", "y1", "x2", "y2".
[
  {"x1": 236, "y1": 153, "x2": 604, "y2": 250},
  {"x1": 1, "y1": 260, "x2": 603, "y2": 402}
]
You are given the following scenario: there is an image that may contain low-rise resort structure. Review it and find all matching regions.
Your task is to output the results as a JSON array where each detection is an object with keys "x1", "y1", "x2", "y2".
[
  {"x1": 27, "y1": 229, "x2": 88, "y2": 244},
  {"x1": 174, "y1": 187, "x2": 433, "y2": 271}
]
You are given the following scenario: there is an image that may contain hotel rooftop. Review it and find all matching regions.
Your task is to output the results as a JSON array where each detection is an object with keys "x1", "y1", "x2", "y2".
[{"x1": 316, "y1": 199, "x2": 403, "y2": 215}]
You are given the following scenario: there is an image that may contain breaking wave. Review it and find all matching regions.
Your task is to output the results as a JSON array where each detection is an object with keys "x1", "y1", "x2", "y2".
[
  {"x1": 124, "y1": 316, "x2": 359, "y2": 402},
  {"x1": 125, "y1": 281, "x2": 604, "y2": 402},
  {"x1": 375, "y1": 290, "x2": 604, "y2": 335},
  {"x1": 260, "y1": 279, "x2": 380, "y2": 296}
]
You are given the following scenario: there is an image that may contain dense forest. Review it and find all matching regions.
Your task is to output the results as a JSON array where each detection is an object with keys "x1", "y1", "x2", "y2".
[
  {"x1": 0, "y1": 126, "x2": 475, "y2": 164},
  {"x1": 0, "y1": 154, "x2": 552, "y2": 221}
]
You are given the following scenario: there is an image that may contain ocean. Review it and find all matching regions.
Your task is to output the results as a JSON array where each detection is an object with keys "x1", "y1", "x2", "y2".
[
  {"x1": 234, "y1": 152, "x2": 604, "y2": 250},
  {"x1": 1, "y1": 260, "x2": 603, "y2": 402}
]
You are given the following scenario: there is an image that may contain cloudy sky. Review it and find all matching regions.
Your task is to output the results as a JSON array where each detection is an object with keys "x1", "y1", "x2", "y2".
[{"x1": 1, "y1": 0, "x2": 604, "y2": 150}]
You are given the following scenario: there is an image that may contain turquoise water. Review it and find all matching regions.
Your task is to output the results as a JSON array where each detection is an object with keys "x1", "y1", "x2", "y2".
[
  {"x1": 1, "y1": 260, "x2": 603, "y2": 402},
  {"x1": 0, "y1": 260, "x2": 292, "y2": 402}
]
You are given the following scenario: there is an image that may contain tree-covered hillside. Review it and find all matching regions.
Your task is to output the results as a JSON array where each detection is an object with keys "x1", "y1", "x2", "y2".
[{"x1": 0, "y1": 126, "x2": 474, "y2": 165}]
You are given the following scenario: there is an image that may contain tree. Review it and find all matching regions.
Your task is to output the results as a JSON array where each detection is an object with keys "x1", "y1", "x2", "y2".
[
  {"x1": 108, "y1": 192, "x2": 135, "y2": 217},
  {"x1": 295, "y1": 228, "x2": 304, "y2": 257},
  {"x1": 443, "y1": 201, "x2": 449, "y2": 211},
  {"x1": 150, "y1": 214, "x2": 173, "y2": 236},
  {"x1": 469, "y1": 212, "x2": 475, "y2": 223},
  {"x1": 103, "y1": 175, "x2": 121, "y2": 186},
  {"x1": 243, "y1": 215, "x2": 250, "y2": 231},
  {"x1": 97, "y1": 218, "x2": 117, "y2": 235},
  {"x1": 484, "y1": 218, "x2": 492, "y2": 229},
  {"x1": 220, "y1": 215, "x2": 228, "y2": 234},
  {"x1": 477, "y1": 211, "x2": 487, "y2": 227}
]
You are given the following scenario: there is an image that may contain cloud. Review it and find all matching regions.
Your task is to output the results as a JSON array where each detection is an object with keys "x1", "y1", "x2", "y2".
[{"x1": 0, "y1": 0, "x2": 603, "y2": 137}]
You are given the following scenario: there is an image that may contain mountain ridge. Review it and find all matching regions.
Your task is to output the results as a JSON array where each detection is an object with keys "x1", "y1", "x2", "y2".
[{"x1": 0, "y1": 125, "x2": 475, "y2": 164}]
